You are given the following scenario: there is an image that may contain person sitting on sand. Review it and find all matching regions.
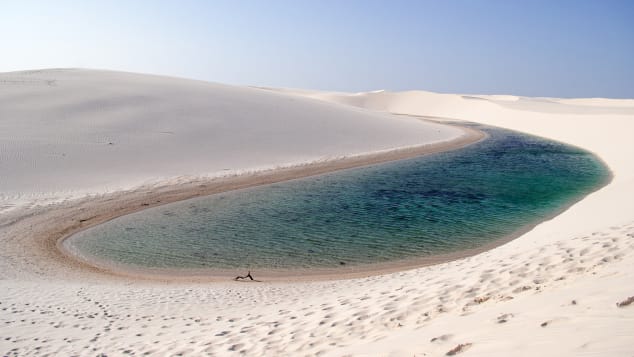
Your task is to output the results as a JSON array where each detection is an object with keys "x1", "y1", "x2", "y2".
[{"x1": 234, "y1": 271, "x2": 254, "y2": 281}]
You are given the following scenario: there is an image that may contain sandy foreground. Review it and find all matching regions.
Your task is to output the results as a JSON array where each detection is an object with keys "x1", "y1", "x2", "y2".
[{"x1": 1, "y1": 70, "x2": 634, "y2": 356}]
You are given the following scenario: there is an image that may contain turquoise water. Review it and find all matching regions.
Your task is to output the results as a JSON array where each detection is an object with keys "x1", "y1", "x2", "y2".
[{"x1": 66, "y1": 124, "x2": 609, "y2": 271}]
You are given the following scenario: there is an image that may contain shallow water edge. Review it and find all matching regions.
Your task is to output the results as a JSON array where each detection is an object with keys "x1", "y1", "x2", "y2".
[
  {"x1": 58, "y1": 121, "x2": 610, "y2": 282},
  {"x1": 48, "y1": 120, "x2": 487, "y2": 281}
]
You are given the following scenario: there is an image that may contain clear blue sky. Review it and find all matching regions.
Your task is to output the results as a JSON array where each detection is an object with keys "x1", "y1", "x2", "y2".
[{"x1": 2, "y1": 0, "x2": 633, "y2": 97}]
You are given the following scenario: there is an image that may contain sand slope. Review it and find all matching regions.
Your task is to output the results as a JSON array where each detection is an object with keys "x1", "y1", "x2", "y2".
[
  {"x1": 1, "y1": 72, "x2": 634, "y2": 356},
  {"x1": 0, "y1": 69, "x2": 462, "y2": 211}
]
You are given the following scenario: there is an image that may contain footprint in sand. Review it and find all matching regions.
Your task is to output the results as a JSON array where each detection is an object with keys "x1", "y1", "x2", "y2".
[
  {"x1": 496, "y1": 313, "x2": 514, "y2": 323},
  {"x1": 430, "y1": 333, "x2": 453, "y2": 343}
]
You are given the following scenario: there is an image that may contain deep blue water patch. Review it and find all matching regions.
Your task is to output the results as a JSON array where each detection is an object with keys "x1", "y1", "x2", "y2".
[{"x1": 66, "y1": 124, "x2": 609, "y2": 271}]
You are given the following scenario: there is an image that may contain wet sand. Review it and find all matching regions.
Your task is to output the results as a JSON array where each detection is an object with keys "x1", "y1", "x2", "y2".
[{"x1": 3, "y1": 121, "x2": 484, "y2": 282}]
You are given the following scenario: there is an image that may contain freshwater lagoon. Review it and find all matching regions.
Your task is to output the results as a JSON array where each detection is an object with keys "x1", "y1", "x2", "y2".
[{"x1": 64, "y1": 124, "x2": 609, "y2": 274}]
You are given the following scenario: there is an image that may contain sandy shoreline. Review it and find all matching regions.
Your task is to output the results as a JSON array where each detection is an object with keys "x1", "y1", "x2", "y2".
[
  {"x1": 57, "y1": 131, "x2": 612, "y2": 282},
  {"x1": 3, "y1": 121, "x2": 483, "y2": 282},
  {"x1": 2, "y1": 70, "x2": 633, "y2": 356}
]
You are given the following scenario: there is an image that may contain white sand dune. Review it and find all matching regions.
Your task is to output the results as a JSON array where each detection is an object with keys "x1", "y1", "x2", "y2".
[
  {"x1": 0, "y1": 69, "x2": 462, "y2": 212},
  {"x1": 1, "y1": 70, "x2": 634, "y2": 356}
]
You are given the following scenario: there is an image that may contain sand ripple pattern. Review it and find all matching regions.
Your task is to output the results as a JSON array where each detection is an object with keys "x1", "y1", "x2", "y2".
[{"x1": 2, "y1": 222, "x2": 633, "y2": 356}]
